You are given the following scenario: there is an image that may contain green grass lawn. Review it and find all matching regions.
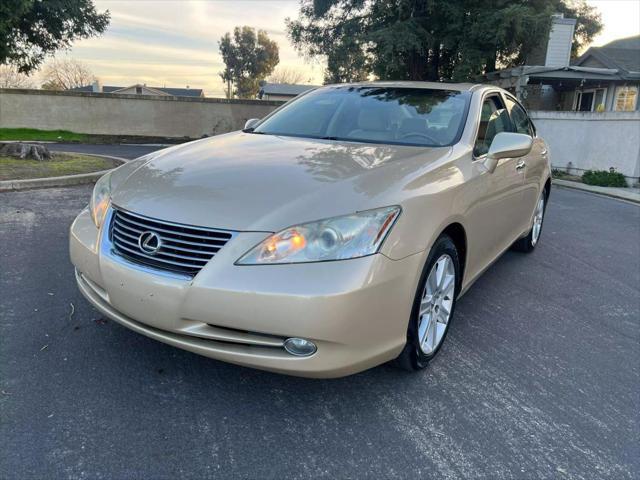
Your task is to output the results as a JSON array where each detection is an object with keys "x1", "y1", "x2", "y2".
[
  {"x1": 0, "y1": 153, "x2": 118, "y2": 180},
  {"x1": 0, "y1": 128, "x2": 89, "y2": 142}
]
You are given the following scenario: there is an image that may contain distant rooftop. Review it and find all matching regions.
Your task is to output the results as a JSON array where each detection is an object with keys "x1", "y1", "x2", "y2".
[
  {"x1": 71, "y1": 84, "x2": 205, "y2": 98},
  {"x1": 258, "y1": 83, "x2": 318, "y2": 98}
]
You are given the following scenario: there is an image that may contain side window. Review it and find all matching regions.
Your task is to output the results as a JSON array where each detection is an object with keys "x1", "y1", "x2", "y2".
[
  {"x1": 474, "y1": 96, "x2": 511, "y2": 157},
  {"x1": 505, "y1": 96, "x2": 534, "y2": 137}
]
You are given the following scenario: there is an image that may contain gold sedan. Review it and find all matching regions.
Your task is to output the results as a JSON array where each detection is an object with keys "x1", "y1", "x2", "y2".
[{"x1": 70, "y1": 82, "x2": 551, "y2": 377}]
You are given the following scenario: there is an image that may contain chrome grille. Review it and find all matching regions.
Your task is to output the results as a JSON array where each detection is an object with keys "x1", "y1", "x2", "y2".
[{"x1": 109, "y1": 208, "x2": 234, "y2": 276}]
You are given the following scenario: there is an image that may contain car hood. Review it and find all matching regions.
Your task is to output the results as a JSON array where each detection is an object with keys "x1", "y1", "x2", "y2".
[{"x1": 110, "y1": 132, "x2": 452, "y2": 232}]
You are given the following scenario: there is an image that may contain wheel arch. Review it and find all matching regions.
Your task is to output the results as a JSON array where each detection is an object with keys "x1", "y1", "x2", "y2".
[
  {"x1": 439, "y1": 222, "x2": 467, "y2": 291},
  {"x1": 544, "y1": 176, "x2": 551, "y2": 201}
]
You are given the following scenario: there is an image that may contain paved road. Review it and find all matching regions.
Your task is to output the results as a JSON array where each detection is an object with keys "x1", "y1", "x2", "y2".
[{"x1": 1, "y1": 186, "x2": 638, "y2": 479}]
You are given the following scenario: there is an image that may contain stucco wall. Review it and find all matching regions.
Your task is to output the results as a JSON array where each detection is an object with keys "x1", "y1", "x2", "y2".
[
  {"x1": 530, "y1": 110, "x2": 640, "y2": 182},
  {"x1": 0, "y1": 89, "x2": 283, "y2": 139}
]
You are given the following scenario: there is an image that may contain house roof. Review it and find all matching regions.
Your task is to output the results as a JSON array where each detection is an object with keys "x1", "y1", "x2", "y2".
[
  {"x1": 602, "y1": 35, "x2": 640, "y2": 50},
  {"x1": 574, "y1": 35, "x2": 640, "y2": 79},
  {"x1": 485, "y1": 35, "x2": 640, "y2": 84},
  {"x1": 110, "y1": 85, "x2": 169, "y2": 96},
  {"x1": 485, "y1": 64, "x2": 624, "y2": 83},
  {"x1": 71, "y1": 85, "x2": 205, "y2": 97},
  {"x1": 71, "y1": 85, "x2": 120, "y2": 93},
  {"x1": 258, "y1": 83, "x2": 318, "y2": 97}
]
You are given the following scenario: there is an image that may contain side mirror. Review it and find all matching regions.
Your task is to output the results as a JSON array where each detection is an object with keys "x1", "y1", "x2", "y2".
[
  {"x1": 484, "y1": 132, "x2": 533, "y2": 173},
  {"x1": 244, "y1": 118, "x2": 260, "y2": 131}
]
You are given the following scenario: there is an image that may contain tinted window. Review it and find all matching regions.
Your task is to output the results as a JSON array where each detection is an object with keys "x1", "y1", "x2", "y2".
[
  {"x1": 505, "y1": 96, "x2": 534, "y2": 136},
  {"x1": 253, "y1": 86, "x2": 470, "y2": 147},
  {"x1": 474, "y1": 96, "x2": 511, "y2": 157}
]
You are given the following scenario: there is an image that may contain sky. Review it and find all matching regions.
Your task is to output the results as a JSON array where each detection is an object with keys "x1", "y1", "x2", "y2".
[{"x1": 56, "y1": 0, "x2": 640, "y2": 97}]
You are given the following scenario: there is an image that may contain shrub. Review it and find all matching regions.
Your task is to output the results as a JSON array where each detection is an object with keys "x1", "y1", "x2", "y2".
[
  {"x1": 551, "y1": 168, "x2": 567, "y2": 178},
  {"x1": 582, "y1": 170, "x2": 627, "y2": 188}
]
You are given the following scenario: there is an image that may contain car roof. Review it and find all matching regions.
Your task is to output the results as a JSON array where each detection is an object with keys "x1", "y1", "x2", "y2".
[{"x1": 321, "y1": 81, "x2": 485, "y2": 92}]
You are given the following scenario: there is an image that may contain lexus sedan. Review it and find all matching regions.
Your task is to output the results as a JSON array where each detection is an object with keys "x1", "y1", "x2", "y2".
[{"x1": 70, "y1": 82, "x2": 551, "y2": 378}]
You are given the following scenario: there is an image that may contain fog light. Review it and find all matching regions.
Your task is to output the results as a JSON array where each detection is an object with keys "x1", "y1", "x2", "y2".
[{"x1": 284, "y1": 337, "x2": 317, "y2": 357}]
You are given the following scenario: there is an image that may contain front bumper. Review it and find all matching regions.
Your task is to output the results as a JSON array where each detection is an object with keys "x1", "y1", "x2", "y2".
[{"x1": 70, "y1": 207, "x2": 423, "y2": 377}]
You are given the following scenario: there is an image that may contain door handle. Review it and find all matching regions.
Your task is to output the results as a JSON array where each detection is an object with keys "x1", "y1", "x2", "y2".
[{"x1": 516, "y1": 160, "x2": 526, "y2": 171}]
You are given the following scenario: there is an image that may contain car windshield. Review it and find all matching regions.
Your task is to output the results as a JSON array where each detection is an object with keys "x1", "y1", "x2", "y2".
[{"x1": 253, "y1": 86, "x2": 470, "y2": 147}]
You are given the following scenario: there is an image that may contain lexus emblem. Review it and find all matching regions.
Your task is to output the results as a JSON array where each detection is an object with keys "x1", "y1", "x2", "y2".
[{"x1": 138, "y1": 231, "x2": 162, "y2": 255}]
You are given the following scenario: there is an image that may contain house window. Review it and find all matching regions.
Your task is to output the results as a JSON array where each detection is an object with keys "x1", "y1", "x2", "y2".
[
  {"x1": 574, "y1": 88, "x2": 607, "y2": 112},
  {"x1": 613, "y1": 86, "x2": 638, "y2": 111},
  {"x1": 135, "y1": 86, "x2": 143, "y2": 95}
]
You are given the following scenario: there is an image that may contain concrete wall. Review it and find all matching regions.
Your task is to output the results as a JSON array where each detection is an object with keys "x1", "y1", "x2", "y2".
[
  {"x1": 0, "y1": 89, "x2": 283, "y2": 139},
  {"x1": 530, "y1": 110, "x2": 640, "y2": 183}
]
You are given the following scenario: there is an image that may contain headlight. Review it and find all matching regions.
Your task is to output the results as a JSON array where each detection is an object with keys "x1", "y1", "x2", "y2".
[
  {"x1": 90, "y1": 172, "x2": 111, "y2": 227},
  {"x1": 236, "y1": 206, "x2": 401, "y2": 265}
]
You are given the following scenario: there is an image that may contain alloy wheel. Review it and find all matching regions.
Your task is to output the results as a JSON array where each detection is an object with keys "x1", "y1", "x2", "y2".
[
  {"x1": 531, "y1": 195, "x2": 545, "y2": 246},
  {"x1": 417, "y1": 254, "x2": 456, "y2": 355}
]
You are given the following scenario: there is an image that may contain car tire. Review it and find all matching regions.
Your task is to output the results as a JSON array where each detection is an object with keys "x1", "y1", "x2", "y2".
[
  {"x1": 395, "y1": 234, "x2": 461, "y2": 372},
  {"x1": 512, "y1": 186, "x2": 548, "y2": 253}
]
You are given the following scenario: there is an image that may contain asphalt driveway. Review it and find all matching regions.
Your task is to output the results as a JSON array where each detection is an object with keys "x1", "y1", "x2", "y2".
[{"x1": 1, "y1": 184, "x2": 638, "y2": 479}]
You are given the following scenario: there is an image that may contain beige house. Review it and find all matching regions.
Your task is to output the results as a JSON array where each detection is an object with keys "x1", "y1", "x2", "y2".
[{"x1": 485, "y1": 15, "x2": 639, "y2": 112}]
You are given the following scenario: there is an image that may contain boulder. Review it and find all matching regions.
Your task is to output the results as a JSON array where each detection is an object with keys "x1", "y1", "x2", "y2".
[{"x1": 0, "y1": 143, "x2": 53, "y2": 161}]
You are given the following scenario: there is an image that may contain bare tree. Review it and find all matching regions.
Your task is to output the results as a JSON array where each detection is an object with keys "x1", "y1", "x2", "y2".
[
  {"x1": 40, "y1": 58, "x2": 95, "y2": 90},
  {"x1": 267, "y1": 66, "x2": 309, "y2": 85},
  {"x1": 0, "y1": 65, "x2": 35, "y2": 88}
]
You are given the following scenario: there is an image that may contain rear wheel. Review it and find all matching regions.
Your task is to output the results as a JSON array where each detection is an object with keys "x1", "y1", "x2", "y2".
[
  {"x1": 512, "y1": 187, "x2": 547, "y2": 253},
  {"x1": 396, "y1": 234, "x2": 460, "y2": 371}
]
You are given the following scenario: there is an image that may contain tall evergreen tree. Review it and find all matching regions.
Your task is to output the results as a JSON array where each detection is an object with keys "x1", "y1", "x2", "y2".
[
  {"x1": 0, "y1": 0, "x2": 109, "y2": 73},
  {"x1": 286, "y1": 0, "x2": 602, "y2": 83}
]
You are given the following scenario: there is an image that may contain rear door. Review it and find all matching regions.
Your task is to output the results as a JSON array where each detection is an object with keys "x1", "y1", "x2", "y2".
[{"x1": 504, "y1": 94, "x2": 547, "y2": 230}]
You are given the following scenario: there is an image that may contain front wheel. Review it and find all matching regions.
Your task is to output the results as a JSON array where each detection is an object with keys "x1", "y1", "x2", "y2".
[
  {"x1": 512, "y1": 187, "x2": 547, "y2": 253},
  {"x1": 395, "y1": 234, "x2": 460, "y2": 371}
]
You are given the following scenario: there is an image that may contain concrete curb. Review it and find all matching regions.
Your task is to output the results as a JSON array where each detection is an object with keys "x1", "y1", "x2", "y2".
[
  {"x1": 553, "y1": 179, "x2": 640, "y2": 204},
  {"x1": 0, "y1": 153, "x2": 127, "y2": 192},
  {"x1": 0, "y1": 140, "x2": 57, "y2": 144}
]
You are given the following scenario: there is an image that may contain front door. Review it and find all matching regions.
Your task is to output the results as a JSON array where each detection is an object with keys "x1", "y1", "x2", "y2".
[{"x1": 464, "y1": 94, "x2": 526, "y2": 279}]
